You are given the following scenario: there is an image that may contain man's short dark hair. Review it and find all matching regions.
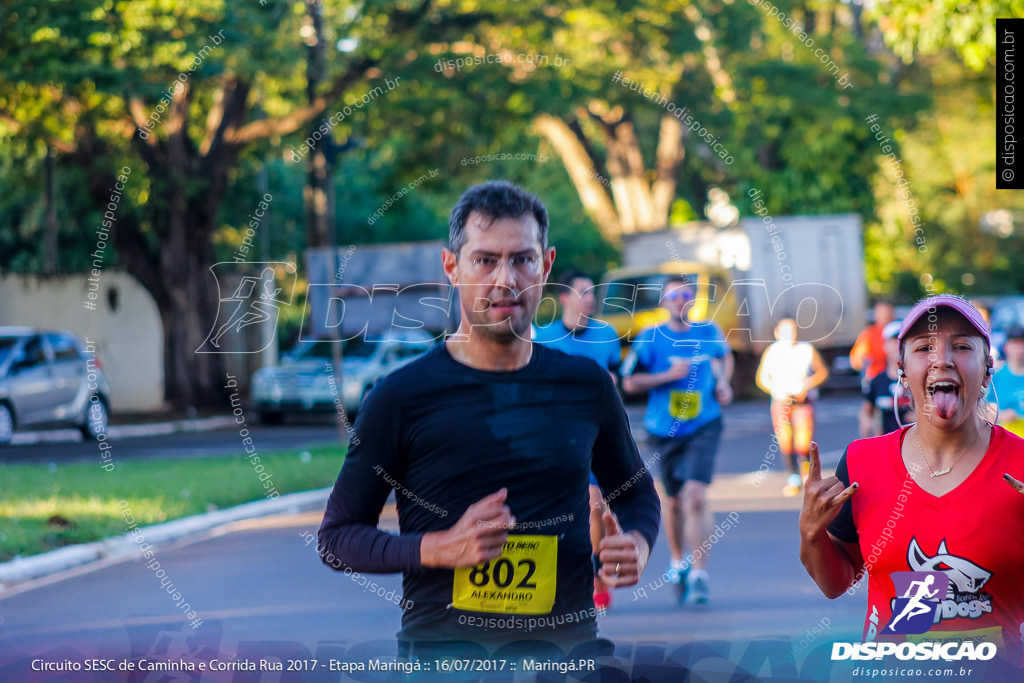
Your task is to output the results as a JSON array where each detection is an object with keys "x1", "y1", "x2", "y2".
[
  {"x1": 557, "y1": 269, "x2": 591, "y2": 290},
  {"x1": 448, "y1": 181, "x2": 549, "y2": 256}
]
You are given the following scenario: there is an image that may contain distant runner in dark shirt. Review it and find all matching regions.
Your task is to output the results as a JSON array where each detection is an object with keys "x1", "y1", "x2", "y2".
[
  {"x1": 858, "y1": 320, "x2": 915, "y2": 437},
  {"x1": 317, "y1": 181, "x2": 660, "y2": 653}
]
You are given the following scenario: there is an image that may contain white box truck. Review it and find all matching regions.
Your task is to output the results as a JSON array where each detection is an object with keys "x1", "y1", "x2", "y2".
[{"x1": 598, "y1": 213, "x2": 868, "y2": 391}]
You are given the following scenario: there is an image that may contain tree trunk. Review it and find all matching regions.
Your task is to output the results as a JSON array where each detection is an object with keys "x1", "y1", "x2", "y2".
[
  {"x1": 533, "y1": 113, "x2": 622, "y2": 240},
  {"x1": 304, "y1": 0, "x2": 333, "y2": 251},
  {"x1": 682, "y1": 3, "x2": 737, "y2": 106},
  {"x1": 72, "y1": 134, "x2": 230, "y2": 409},
  {"x1": 129, "y1": 155, "x2": 228, "y2": 408},
  {"x1": 159, "y1": 208, "x2": 224, "y2": 409},
  {"x1": 43, "y1": 146, "x2": 58, "y2": 275},
  {"x1": 535, "y1": 109, "x2": 686, "y2": 240}
]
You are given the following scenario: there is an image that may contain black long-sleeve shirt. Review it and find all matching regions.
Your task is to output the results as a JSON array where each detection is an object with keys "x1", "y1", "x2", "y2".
[{"x1": 318, "y1": 342, "x2": 660, "y2": 642}]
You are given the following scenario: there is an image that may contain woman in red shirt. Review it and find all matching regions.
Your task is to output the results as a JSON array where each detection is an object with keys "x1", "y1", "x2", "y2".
[{"x1": 799, "y1": 294, "x2": 1024, "y2": 664}]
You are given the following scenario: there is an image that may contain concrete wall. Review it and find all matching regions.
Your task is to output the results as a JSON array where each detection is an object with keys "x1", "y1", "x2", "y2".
[{"x1": 0, "y1": 272, "x2": 164, "y2": 412}]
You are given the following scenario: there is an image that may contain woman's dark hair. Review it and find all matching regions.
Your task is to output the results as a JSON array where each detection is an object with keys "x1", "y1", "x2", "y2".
[{"x1": 448, "y1": 181, "x2": 549, "y2": 256}]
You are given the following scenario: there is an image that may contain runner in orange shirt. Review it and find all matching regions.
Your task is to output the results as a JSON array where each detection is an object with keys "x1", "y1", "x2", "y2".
[{"x1": 850, "y1": 301, "x2": 895, "y2": 384}]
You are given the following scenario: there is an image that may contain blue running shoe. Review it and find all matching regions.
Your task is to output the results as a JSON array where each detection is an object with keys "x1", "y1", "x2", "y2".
[
  {"x1": 685, "y1": 571, "x2": 709, "y2": 605},
  {"x1": 667, "y1": 564, "x2": 689, "y2": 603}
]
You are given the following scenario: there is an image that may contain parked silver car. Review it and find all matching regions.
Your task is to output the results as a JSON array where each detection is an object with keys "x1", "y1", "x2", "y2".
[
  {"x1": 251, "y1": 329, "x2": 435, "y2": 424},
  {"x1": 0, "y1": 327, "x2": 112, "y2": 444}
]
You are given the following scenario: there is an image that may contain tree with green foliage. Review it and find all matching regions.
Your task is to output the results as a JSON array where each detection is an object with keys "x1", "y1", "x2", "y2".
[
  {"x1": 868, "y1": 0, "x2": 1023, "y2": 72},
  {"x1": 0, "y1": 0, "x2": 558, "y2": 407},
  {"x1": 425, "y1": 0, "x2": 926, "y2": 243},
  {"x1": 859, "y1": 0, "x2": 1024, "y2": 300},
  {"x1": 4, "y1": 0, "x2": 1019, "y2": 413}
]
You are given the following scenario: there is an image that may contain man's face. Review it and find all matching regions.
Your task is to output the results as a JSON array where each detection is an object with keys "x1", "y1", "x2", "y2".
[
  {"x1": 875, "y1": 303, "x2": 895, "y2": 327},
  {"x1": 560, "y1": 277, "x2": 596, "y2": 323},
  {"x1": 1005, "y1": 337, "x2": 1024, "y2": 365},
  {"x1": 884, "y1": 335, "x2": 900, "y2": 362},
  {"x1": 775, "y1": 319, "x2": 797, "y2": 343},
  {"x1": 661, "y1": 281, "x2": 695, "y2": 323},
  {"x1": 442, "y1": 211, "x2": 554, "y2": 343}
]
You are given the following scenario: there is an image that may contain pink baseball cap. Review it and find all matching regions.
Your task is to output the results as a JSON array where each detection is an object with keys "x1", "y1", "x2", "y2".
[{"x1": 897, "y1": 295, "x2": 991, "y2": 346}]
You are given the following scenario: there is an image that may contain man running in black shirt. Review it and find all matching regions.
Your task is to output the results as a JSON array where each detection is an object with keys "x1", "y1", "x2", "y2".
[
  {"x1": 318, "y1": 181, "x2": 660, "y2": 655},
  {"x1": 858, "y1": 320, "x2": 915, "y2": 436}
]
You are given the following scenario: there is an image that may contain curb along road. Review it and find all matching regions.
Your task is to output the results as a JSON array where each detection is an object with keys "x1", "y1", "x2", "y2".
[{"x1": 0, "y1": 487, "x2": 331, "y2": 589}]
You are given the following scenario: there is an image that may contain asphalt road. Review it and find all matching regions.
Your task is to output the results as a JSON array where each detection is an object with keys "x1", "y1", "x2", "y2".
[
  {"x1": 0, "y1": 419, "x2": 345, "y2": 464},
  {"x1": 0, "y1": 396, "x2": 856, "y2": 470},
  {"x1": 0, "y1": 395, "x2": 879, "y2": 679}
]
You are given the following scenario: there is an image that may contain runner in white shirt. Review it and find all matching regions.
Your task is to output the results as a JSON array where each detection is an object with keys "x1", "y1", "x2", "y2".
[{"x1": 755, "y1": 318, "x2": 829, "y2": 496}]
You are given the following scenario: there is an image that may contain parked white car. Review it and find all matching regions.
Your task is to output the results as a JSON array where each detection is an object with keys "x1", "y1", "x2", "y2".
[{"x1": 251, "y1": 329, "x2": 435, "y2": 424}]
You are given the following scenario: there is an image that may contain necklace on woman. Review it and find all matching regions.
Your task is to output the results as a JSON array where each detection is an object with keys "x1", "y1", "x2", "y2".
[{"x1": 912, "y1": 424, "x2": 984, "y2": 478}]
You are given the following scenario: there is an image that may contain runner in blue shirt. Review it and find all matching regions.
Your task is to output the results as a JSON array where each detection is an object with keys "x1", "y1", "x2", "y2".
[
  {"x1": 532, "y1": 270, "x2": 621, "y2": 373},
  {"x1": 621, "y1": 275, "x2": 733, "y2": 604},
  {"x1": 534, "y1": 269, "x2": 622, "y2": 610},
  {"x1": 993, "y1": 325, "x2": 1024, "y2": 437}
]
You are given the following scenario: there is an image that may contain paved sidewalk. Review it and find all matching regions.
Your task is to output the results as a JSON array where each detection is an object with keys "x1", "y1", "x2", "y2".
[{"x1": 8, "y1": 415, "x2": 240, "y2": 446}]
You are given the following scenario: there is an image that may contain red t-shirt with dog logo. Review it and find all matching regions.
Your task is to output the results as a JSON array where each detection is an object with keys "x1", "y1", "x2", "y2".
[{"x1": 829, "y1": 425, "x2": 1024, "y2": 662}]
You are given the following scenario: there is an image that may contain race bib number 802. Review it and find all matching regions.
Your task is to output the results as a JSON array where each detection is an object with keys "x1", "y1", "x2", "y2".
[{"x1": 452, "y1": 535, "x2": 557, "y2": 615}]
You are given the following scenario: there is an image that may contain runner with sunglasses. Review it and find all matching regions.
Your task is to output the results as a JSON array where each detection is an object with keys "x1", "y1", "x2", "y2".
[{"x1": 622, "y1": 276, "x2": 733, "y2": 604}]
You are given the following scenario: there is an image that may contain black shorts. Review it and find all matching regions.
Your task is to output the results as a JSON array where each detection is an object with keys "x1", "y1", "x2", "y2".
[{"x1": 647, "y1": 417, "x2": 723, "y2": 495}]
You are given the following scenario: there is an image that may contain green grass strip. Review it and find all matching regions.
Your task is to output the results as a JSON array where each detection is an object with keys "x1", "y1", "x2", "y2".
[{"x1": 0, "y1": 444, "x2": 346, "y2": 561}]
